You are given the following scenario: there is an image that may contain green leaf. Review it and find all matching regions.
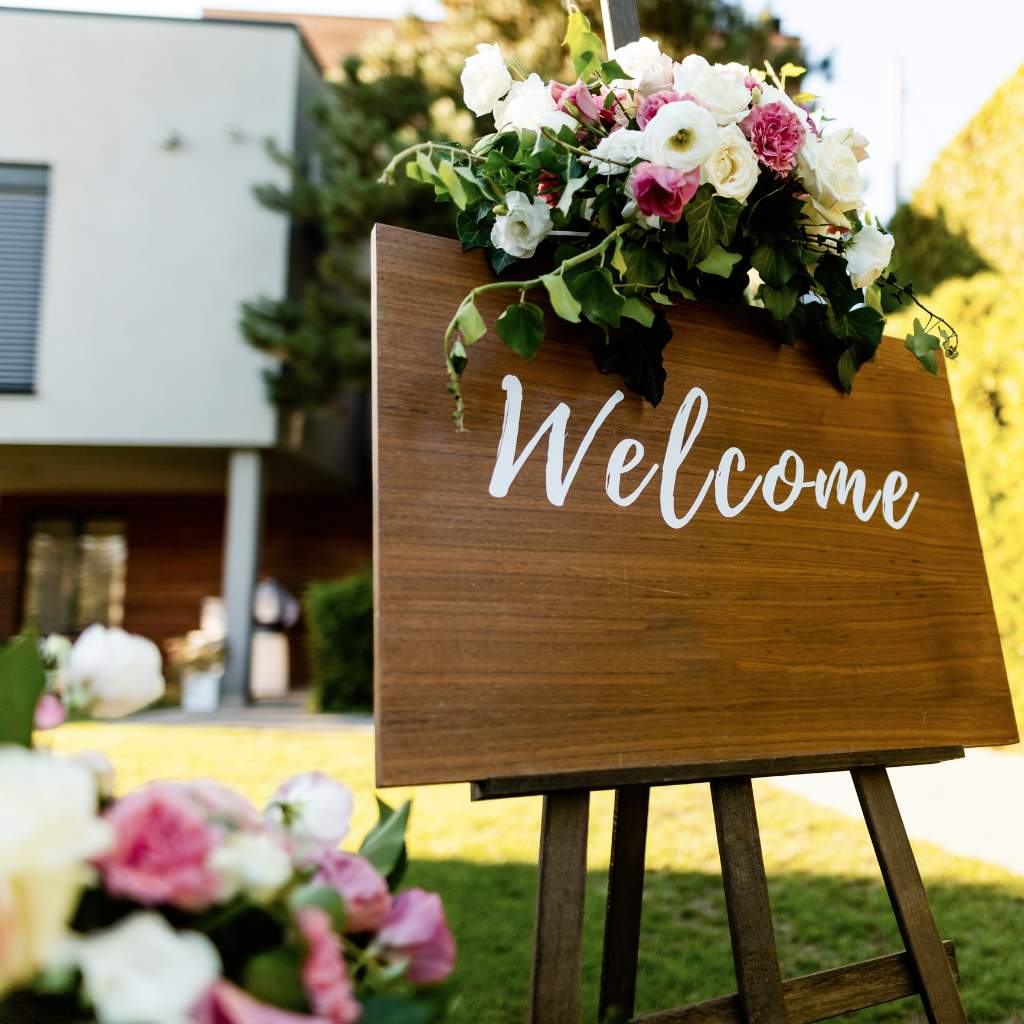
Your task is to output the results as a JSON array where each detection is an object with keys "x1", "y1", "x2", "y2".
[
  {"x1": 562, "y1": 11, "x2": 603, "y2": 82},
  {"x1": 450, "y1": 339, "x2": 468, "y2": 374},
  {"x1": 243, "y1": 947, "x2": 307, "y2": 1012},
  {"x1": 814, "y1": 254, "x2": 861, "y2": 316},
  {"x1": 541, "y1": 274, "x2": 582, "y2": 323},
  {"x1": 359, "y1": 997, "x2": 432, "y2": 1024},
  {"x1": 833, "y1": 305, "x2": 885, "y2": 356},
  {"x1": 865, "y1": 284, "x2": 884, "y2": 316},
  {"x1": 750, "y1": 240, "x2": 802, "y2": 289},
  {"x1": 572, "y1": 267, "x2": 625, "y2": 327},
  {"x1": 414, "y1": 151, "x2": 444, "y2": 190},
  {"x1": 837, "y1": 347, "x2": 857, "y2": 395},
  {"x1": 289, "y1": 884, "x2": 347, "y2": 934},
  {"x1": 456, "y1": 207, "x2": 491, "y2": 251},
  {"x1": 486, "y1": 243, "x2": 520, "y2": 276},
  {"x1": 0, "y1": 635, "x2": 46, "y2": 748},
  {"x1": 457, "y1": 301, "x2": 487, "y2": 343},
  {"x1": 905, "y1": 317, "x2": 942, "y2": 375},
  {"x1": 495, "y1": 303, "x2": 546, "y2": 358},
  {"x1": 621, "y1": 296, "x2": 655, "y2": 327},
  {"x1": 758, "y1": 281, "x2": 800, "y2": 321},
  {"x1": 667, "y1": 276, "x2": 696, "y2": 300},
  {"x1": 621, "y1": 245, "x2": 668, "y2": 286},
  {"x1": 594, "y1": 311, "x2": 672, "y2": 406},
  {"x1": 683, "y1": 184, "x2": 743, "y2": 267},
  {"x1": 435, "y1": 160, "x2": 468, "y2": 209},
  {"x1": 696, "y1": 245, "x2": 742, "y2": 279},
  {"x1": 650, "y1": 291, "x2": 673, "y2": 305},
  {"x1": 599, "y1": 59, "x2": 626, "y2": 83},
  {"x1": 359, "y1": 797, "x2": 412, "y2": 879}
]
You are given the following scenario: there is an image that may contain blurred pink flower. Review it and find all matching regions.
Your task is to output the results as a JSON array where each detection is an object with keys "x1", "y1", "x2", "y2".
[
  {"x1": 191, "y1": 979, "x2": 332, "y2": 1024},
  {"x1": 744, "y1": 74, "x2": 762, "y2": 92},
  {"x1": 183, "y1": 780, "x2": 260, "y2": 833},
  {"x1": 636, "y1": 89, "x2": 682, "y2": 129},
  {"x1": 33, "y1": 692, "x2": 67, "y2": 730},
  {"x1": 295, "y1": 906, "x2": 362, "y2": 1024},
  {"x1": 97, "y1": 785, "x2": 222, "y2": 912},
  {"x1": 312, "y1": 851, "x2": 392, "y2": 934},
  {"x1": 632, "y1": 162, "x2": 701, "y2": 223},
  {"x1": 742, "y1": 101, "x2": 806, "y2": 174},
  {"x1": 370, "y1": 889, "x2": 456, "y2": 986}
]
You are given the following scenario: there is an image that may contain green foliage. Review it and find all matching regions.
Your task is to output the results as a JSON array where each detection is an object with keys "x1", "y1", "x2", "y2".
[
  {"x1": 359, "y1": 797, "x2": 412, "y2": 886},
  {"x1": 0, "y1": 635, "x2": 45, "y2": 748},
  {"x1": 243, "y1": 947, "x2": 308, "y2": 1011},
  {"x1": 683, "y1": 185, "x2": 742, "y2": 266},
  {"x1": 495, "y1": 303, "x2": 545, "y2": 357},
  {"x1": 595, "y1": 312, "x2": 671, "y2": 406},
  {"x1": 304, "y1": 571, "x2": 374, "y2": 713},
  {"x1": 563, "y1": 11, "x2": 604, "y2": 81}
]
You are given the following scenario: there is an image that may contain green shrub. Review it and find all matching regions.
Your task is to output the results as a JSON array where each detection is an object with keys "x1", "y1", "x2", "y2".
[{"x1": 304, "y1": 572, "x2": 374, "y2": 713}]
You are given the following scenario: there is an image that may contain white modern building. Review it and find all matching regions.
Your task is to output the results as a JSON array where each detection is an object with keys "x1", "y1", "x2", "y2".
[{"x1": 0, "y1": 7, "x2": 372, "y2": 700}]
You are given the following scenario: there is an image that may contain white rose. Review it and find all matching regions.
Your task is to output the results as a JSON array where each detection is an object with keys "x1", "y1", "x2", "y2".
[
  {"x1": 535, "y1": 110, "x2": 578, "y2": 138},
  {"x1": 492, "y1": 74, "x2": 556, "y2": 133},
  {"x1": 0, "y1": 747, "x2": 113, "y2": 995},
  {"x1": 796, "y1": 131, "x2": 866, "y2": 230},
  {"x1": 583, "y1": 129, "x2": 646, "y2": 175},
  {"x1": 845, "y1": 225, "x2": 895, "y2": 289},
  {"x1": 675, "y1": 59, "x2": 752, "y2": 126},
  {"x1": 66, "y1": 624, "x2": 164, "y2": 719},
  {"x1": 643, "y1": 100, "x2": 721, "y2": 172},
  {"x1": 68, "y1": 749, "x2": 116, "y2": 801},
  {"x1": 829, "y1": 125, "x2": 870, "y2": 162},
  {"x1": 461, "y1": 43, "x2": 512, "y2": 117},
  {"x1": 263, "y1": 771, "x2": 354, "y2": 865},
  {"x1": 76, "y1": 913, "x2": 220, "y2": 1024},
  {"x1": 700, "y1": 124, "x2": 760, "y2": 202},
  {"x1": 611, "y1": 36, "x2": 673, "y2": 97},
  {"x1": 209, "y1": 833, "x2": 292, "y2": 903},
  {"x1": 490, "y1": 191, "x2": 552, "y2": 258}
]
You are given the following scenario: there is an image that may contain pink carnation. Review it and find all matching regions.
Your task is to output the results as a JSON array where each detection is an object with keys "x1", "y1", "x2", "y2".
[
  {"x1": 97, "y1": 784, "x2": 222, "y2": 912},
  {"x1": 370, "y1": 889, "x2": 455, "y2": 986},
  {"x1": 631, "y1": 162, "x2": 701, "y2": 223},
  {"x1": 33, "y1": 692, "x2": 67, "y2": 730},
  {"x1": 742, "y1": 101, "x2": 806, "y2": 174},
  {"x1": 295, "y1": 906, "x2": 362, "y2": 1024},
  {"x1": 192, "y1": 979, "x2": 333, "y2": 1024},
  {"x1": 313, "y1": 851, "x2": 392, "y2": 934},
  {"x1": 551, "y1": 78, "x2": 601, "y2": 127}
]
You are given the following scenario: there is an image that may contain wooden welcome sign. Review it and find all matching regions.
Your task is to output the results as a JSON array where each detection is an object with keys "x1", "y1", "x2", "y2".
[{"x1": 371, "y1": 223, "x2": 1016, "y2": 789}]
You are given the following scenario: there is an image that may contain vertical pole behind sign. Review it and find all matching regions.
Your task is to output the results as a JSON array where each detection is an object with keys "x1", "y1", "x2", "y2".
[{"x1": 599, "y1": 0, "x2": 640, "y2": 53}]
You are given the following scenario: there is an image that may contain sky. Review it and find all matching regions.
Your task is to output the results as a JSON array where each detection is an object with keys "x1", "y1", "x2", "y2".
[{"x1": 9, "y1": 0, "x2": 1024, "y2": 221}]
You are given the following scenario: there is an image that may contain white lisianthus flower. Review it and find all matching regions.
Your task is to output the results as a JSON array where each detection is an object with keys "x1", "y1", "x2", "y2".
[
  {"x1": 66, "y1": 624, "x2": 164, "y2": 719},
  {"x1": 845, "y1": 225, "x2": 895, "y2": 289},
  {"x1": 0, "y1": 747, "x2": 113, "y2": 996},
  {"x1": 610, "y1": 36, "x2": 673, "y2": 97},
  {"x1": 701, "y1": 123, "x2": 760, "y2": 201},
  {"x1": 490, "y1": 191, "x2": 553, "y2": 258},
  {"x1": 492, "y1": 74, "x2": 557, "y2": 133},
  {"x1": 582, "y1": 129, "x2": 646, "y2": 175},
  {"x1": 209, "y1": 833, "x2": 293, "y2": 904},
  {"x1": 263, "y1": 771, "x2": 354, "y2": 865},
  {"x1": 674, "y1": 56, "x2": 752, "y2": 126},
  {"x1": 643, "y1": 100, "x2": 721, "y2": 172},
  {"x1": 76, "y1": 913, "x2": 220, "y2": 1024},
  {"x1": 461, "y1": 43, "x2": 512, "y2": 117}
]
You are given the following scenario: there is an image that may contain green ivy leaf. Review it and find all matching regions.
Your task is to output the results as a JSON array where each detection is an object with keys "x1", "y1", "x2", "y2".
[
  {"x1": 621, "y1": 295, "x2": 655, "y2": 327},
  {"x1": 621, "y1": 245, "x2": 668, "y2": 286},
  {"x1": 486, "y1": 243, "x2": 520, "y2": 276},
  {"x1": 833, "y1": 305, "x2": 885, "y2": 357},
  {"x1": 457, "y1": 301, "x2": 487, "y2": 344},
  {"x1": 572, "y1": 267, "x2": 625, "y2": 327},
  {"x1": 650, "y1": 291, "x2": 673, "y2": 305},
  {"x1": 905, "y1": 317, "x2": 942, "y2": 375},
  {"x1": 495, "y1": 302, "x2": 546, "y2": 357},
  {"x1": 450, "y1": 339, "x2": 468, "y2": 374},
  {"x1": 750, "y1": 240, "x2": 802, "y2": 289},
  {"x1": 414, "y1": 150, "x2": 445, "y2": 189},
  {"x1": 837, "y1": 347, "x2": 858, "y2": 395},
  {"x1": 435, "y1": 159, "x2": 468, "y2": 209},
  {"x1": 541, "y1": 274, "x2": 582, "y2": 323},
  {"x1": 814, "y1": 254, "x2": 861, "y2": 316},
  {"x1": 865, "y1": 283, "x2": 884, "y2": 315},
  {"x1": 243, "y1": 947, "x2": 307, "y2": 1011},
  {"x1": 599, "y1": 59, "x2": 626, "y2": 83},
  {"x1": 359, "y1": 797, "x2": 412, "y2": 880},
  {"x1": 696, "y1": 244, "x2": 742, "y2": 279},
  {"x1": 594, "y1": 311, "x2": 672, "y2": 406},
  {"x1": 683, "y1": 185, "x2": 743, "y2": 267},
  {"x1": 0, "y1": 635, "x2": 46, "y2": 748},
  {"x1": 456, "y1": 206, "x2": 491, "y2": 252},
  {"x1": 562, "y1": 11, "x2": 604, "y2": 82},
  {"x1": 667, "y1": 275, "x2": 696, "y2": 299},
  {"x1": 758, "y1": 281, "x2": 800, "y2": 320}
]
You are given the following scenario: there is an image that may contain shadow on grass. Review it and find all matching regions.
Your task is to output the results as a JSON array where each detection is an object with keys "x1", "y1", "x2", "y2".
[{"x1": 405, "y1": 860, "x2": 1024, "y2": 1024}]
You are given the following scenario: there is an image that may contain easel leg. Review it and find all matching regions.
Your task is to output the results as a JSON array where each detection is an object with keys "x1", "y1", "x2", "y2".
[
  {"x1": 711, "y1": 777, "x2": 787, "y2": 1024},
  {"x1": 852, "y1": 767, "x2": 968, "y2": 1024},
  {"x1": 599, "y1": 785, "x2": 650, "y2": 1021},
  {"x1": 529, "y1": 789, "x2": 591, "y2": 1024}
]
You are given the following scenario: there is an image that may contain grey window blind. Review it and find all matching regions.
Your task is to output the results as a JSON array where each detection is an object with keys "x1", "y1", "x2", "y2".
[{"x1": 0, "y1": 165, "x2": 49, "y2": 393}]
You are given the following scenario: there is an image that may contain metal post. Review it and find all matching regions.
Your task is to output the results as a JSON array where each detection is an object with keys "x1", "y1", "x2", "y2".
[
  {"x1": 220, "y1": 448, "x2": 263, "y2": 706},
  {"x1": 599, "y1": 0, "x2": 641, "y2": 54}
]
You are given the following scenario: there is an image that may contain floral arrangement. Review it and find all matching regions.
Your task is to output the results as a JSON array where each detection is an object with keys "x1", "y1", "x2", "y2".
[{"x1": 380, "y1": 14, "x2": 958, "y2": 429}]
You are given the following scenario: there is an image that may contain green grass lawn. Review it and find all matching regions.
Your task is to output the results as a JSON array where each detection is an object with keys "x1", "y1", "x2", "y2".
[{"x1": 44, "y1": 725, "x2": 1024, "y2": 1023}]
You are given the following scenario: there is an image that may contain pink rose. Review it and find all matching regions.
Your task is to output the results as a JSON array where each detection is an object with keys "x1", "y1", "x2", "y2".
[
  {"x1": 741, "y1": 101, "x2": 806, "y2": 174},
  {"x1": 370, "y1": 889, "x2": 455, "y2": 986},
  {"x1": 312, "y1": 851, "x2": 392, "y2": 934},
  {"x1": 97, "y1": 784, "x2": 222, "y2": 912},
  {"x1": 552, "y1": 78, "x2": 601, "y2": 127},
  {"x1": 33, "y1": 692, "x2": 67, "y2": 730},
  {"x1": 295, "y1": 906, "x2": 362, "y2": 1024},
  {"x1": 635, "y1": 89, "x2": 701, "y2": 130},
  {"x1": 192, "y1": 979, "x2": 333, "y2": 1024},
  {"x1": 631, "y1": 162, "x2": 701, "y2": 223}
]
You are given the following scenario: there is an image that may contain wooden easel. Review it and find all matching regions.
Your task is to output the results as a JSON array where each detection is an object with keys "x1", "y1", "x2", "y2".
[{"x1": 472, "y1": 747, "x2": 968, "y2": 1024}]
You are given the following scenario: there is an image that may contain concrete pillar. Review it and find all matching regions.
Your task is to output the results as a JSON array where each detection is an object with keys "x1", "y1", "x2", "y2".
[{"x1": 220, "y1": 449, "x2": 263, "y2": 706}]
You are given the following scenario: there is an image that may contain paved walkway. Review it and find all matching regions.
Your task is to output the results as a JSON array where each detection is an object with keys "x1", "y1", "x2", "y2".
[{"x1": 768, "y1": 747, "x2": 1024, "y2": 877}]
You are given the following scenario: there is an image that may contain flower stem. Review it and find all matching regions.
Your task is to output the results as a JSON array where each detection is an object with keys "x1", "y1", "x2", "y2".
[{"x1": 378, "y1": 142, "x2": 485, "y2": 184}]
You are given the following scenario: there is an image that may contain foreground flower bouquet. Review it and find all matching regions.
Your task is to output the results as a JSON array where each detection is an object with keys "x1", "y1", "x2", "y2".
[{"x1": 380, "y1": 15, "x2": 958, "y2": 429}]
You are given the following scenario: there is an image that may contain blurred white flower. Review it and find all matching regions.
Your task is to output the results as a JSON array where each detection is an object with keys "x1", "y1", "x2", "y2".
[
  {"x1": 644, "y1": 100, "x2": 721, "y2": 172},
  {"x1": 845, "y1": 225, "x2": 895, "y2": 289},
  {"x1": 583, "y1": 129, "x2": 646, "y2": 175},
  {"x1": 461, "y1": 43, "x2": 512, "y2": 117},
  {"x1": 67, "y1": 750, "x2": 116, "y2": 801},
  {"x1": 490, "y1": 191, "x2": 553, "y2": 258},
  {"x1": 493, "y1": 74, "x2": 558, "y2": 133},
  {"x1": 208, "y1": 833, "x2": 292, "y2": 903},
  {"x1": 263, "y1": 772, "x2": 354, "y2": 865},
  {"x1": 76, "y1": 912, "x2": 220, "y2": 1024},
  {"x1": 66, "y1": 624, "x2": 164, "y2": 719},
  {"x1": 0, "y1": 747, "x2": 113, "y2": 995}
]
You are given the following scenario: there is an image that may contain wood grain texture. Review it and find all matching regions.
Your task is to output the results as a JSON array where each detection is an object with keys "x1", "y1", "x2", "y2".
[
  {"x1": 852, "y1": 767, "x2": 968, "y2": 1024},
  {"x1": 371, "y1": 223, "x2": 1017, "y2": 787},
  {"x1": 710, "y1": 778, "x2": 786, "y2": 1024},
  {"x1": 629, "y1": 941, "x2": 959, "y2": 1024},
  {"x1": 600, "y1": 785, "x2": 650, "y2": 1022},
  {"x1": 529, "y1": 790, "x2": 590, "y2": 1024}
]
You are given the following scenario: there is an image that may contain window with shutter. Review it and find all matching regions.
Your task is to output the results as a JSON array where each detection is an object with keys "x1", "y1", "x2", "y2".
[{"x1": 0, "y1": 164, "x2": 49, "y2": 394}]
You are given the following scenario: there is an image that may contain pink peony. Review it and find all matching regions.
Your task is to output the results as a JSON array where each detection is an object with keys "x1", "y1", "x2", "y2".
[
  {"x1": 33, "y1": 692, "x2": 67, "y2": 730},
  {"x1": 370, "y1": 889, "x2": 455, "y2": 986},
  {"x1": 97, "y1": 784, "x2": 222, "y2": 912},
  {"x1": 295, "y1": 906, "x2": 362, "y2": 1024},
  {"x1": 551, "y1": 78, "x2": 601, "y2": 127},
  {"x1": 191, "y1": 979, "x2": 333, "y2": 1024},
  {"x1": 312, "y1": 851, "x2": 392, "y2": 934},
  {"x1": 631, "y1": 162, "x2": 701, "y2": 223},
  {"x1": 742, "y1": 101, "x2": 806, "y2": 174}
]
